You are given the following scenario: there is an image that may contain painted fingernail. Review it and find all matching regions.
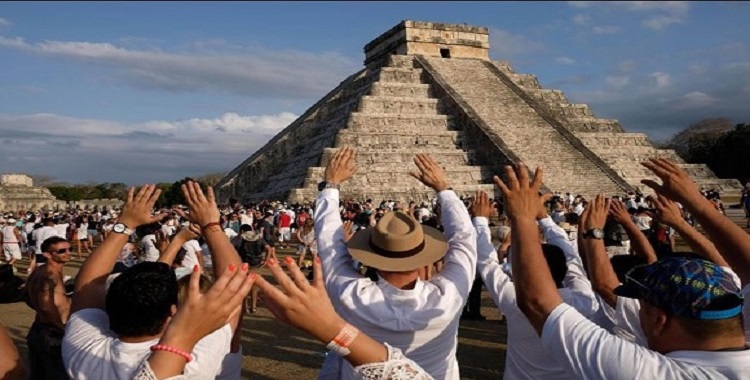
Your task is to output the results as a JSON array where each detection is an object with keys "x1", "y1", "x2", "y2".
[
  {"x1": 193, "y1": 265, "x2": 200, "y2": 272},
  {"x1": 228, "y1": 264, "x2": 236, "y2": 272},
  {"x1": 314, "y1": 256, "x2": 321, "y2": 264},
  {"x1": 249, "y1": 272, "x2": 257, "y2": 281},
  {"x1": 267, "y1": 258, "x2": 276, "y2": 266},
  {"x1": 284, "y1": 256, "x2": 294, "y2": 265},
  {"x1": 241, "y1": 263, "x2": 249, "y2": 271}
]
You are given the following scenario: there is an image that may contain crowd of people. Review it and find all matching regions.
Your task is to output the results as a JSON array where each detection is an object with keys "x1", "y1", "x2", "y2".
[{"x1": 0, "y1": 149, "x2": 749, "y2": 379}]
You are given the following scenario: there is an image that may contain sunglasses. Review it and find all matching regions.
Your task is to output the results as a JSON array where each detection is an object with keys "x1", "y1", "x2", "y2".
[{"x1": 55, "y1": 247, "x2": 73, "y2": 254}]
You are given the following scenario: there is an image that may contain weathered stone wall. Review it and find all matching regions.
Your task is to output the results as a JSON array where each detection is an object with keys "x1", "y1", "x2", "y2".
[
  {"x1": 1, "y1": 174, "x2": 33, "y2": 187},
  {"x1": 418, "y1": 56, "x2": 629, "y2": 197},
  {"x1": 364, "y1": 20, "x2": 489, "y2": 67}
]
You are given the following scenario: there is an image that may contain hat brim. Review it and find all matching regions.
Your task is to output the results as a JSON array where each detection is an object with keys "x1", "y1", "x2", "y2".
[
  {"x1": 346, "y1": 225, "x2": 448, "y2": 272},
  {"x1": 613, "y1": 283, "x2": 644, "y2": 299}
]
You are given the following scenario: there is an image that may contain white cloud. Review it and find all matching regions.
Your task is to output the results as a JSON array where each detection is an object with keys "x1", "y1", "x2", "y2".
[
  {"x1": 673, "y1": 91, "x2": 718, "y2": 109},
  {"x1": 649, "y1": 72, "x2": 671, "y2": 90},
  {"x1": 567, "y1": 1, "x2": 689, "y2": 30},
  {"x1": 489, "y1": 28, "x2": 545, "y2": 60},
  {"x1": 0, "y1": 111, "x2": 298, "y2": 183},
  {"x1": 555, "y1": 56, "x2": 576, "y2": 65},
  {"x1": 592, "y1": 25, "x2": 622, "y2": 34},
  {"x1": 605, "y1": 75, "x2": 630, "y2": 88},
  {"x1": 0, "y1": 17, "x2": 11, "y2": 28},
  {"x1": 0, "y1": 35, "x2": 358, "y2": 99},
  {"x1": 573, "y1": 14, "x2": 591, "y2": 26}
]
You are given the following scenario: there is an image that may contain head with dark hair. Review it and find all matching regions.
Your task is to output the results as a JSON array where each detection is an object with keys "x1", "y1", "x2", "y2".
[
  {"x1": 610, "y1": 255, "x2": 648, "y2": 283},
  {"x1": 41, "y1": 236, "x2": 69, "y2": 254},
  {"x1": 239, "y1": 224, "x2": 253, "y2": 233},
  {"x1": 105, "y1": 262, "x2": 178, "y2": 338},
  {"x1": 564, "y1": 212, "x2": 580, "y2": 225},
  {"x1": 541, "y1": 244, "x2": 568, "y2": 288}
]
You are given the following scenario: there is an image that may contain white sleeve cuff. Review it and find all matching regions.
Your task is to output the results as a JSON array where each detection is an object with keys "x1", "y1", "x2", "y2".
[{"x1": 472, "y1": 216, "x2": 489, "y2": 227}]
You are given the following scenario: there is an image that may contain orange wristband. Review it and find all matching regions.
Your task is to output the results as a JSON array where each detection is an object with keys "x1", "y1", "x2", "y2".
[{"x1": 150, "y1": 344, "x2": 192, "y2": 363}]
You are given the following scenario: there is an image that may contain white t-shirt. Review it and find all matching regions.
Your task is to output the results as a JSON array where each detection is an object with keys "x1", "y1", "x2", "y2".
[
  {"x1": 541, "y1": 303, "x2": 750, "y2": 379},
  {"x1": 140, "y1": 235, "x2": 160, "y2": 262},
  {"x1": 181, "y1": 240, "x2": 202, "y2": 269},
  {"x1": 33, "y1": 226, "x2": 64, "y2": 254},
  {"x1": 62, "y1": 309, "x2": 231, "y2": 379},
  {"x1": 161, "y1": 224, "x2": 176, "y2": 238},
  {"x1": 55, "y1": 223, "x2": 69, "y2": 239},
  {"x1": 77, "y1": 223, "x2": 89, "y2": 240},
  {"x1": 224, "y1": 228, "x2": 238, "y2": 240}
]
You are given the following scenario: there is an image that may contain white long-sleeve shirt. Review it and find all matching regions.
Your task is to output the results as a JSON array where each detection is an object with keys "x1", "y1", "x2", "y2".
[
  {"x1": 474, "y1": 216, "x2": 598, "y2": 380},
  {"x1": 315, "y1": 188, "x2": 476, "y2": 380}
]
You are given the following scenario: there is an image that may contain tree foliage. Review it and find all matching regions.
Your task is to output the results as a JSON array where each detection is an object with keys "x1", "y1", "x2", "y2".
[
  {"x1": 667, "y1": 119, "x2": 750, "y2": 183},
  {"x1": 666, "y1": 118, "x2": 733, "y2": 163}
]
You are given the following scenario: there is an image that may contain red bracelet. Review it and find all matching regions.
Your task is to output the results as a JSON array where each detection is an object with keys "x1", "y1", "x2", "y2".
[
  {"x1": 150, "y1": 344, "x2": 192, "y2": 363},
  {"x1": 201, "y1": 222, "x2": 221, "y2": 231}
]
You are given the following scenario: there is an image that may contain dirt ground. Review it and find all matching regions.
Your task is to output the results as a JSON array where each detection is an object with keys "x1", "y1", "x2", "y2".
[{"x1": 3, "y1": 208, "x2": 747, "y2": 379}]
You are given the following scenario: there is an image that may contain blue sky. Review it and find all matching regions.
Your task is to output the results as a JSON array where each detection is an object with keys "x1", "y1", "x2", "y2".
[{"x1": 0, "y1": 1, "x2": 748, "y2": 184}]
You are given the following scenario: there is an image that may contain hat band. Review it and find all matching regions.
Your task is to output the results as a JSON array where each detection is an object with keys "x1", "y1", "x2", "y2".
[
  {"x1": 368, "y1": 238, "x2": 426, "y2": 259},
  {"x1": 696, "y1": 305, "x2": 743, "y2": 320}
]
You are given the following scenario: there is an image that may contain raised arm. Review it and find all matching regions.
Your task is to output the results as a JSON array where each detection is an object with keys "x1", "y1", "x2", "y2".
[
  {"x1": 180, "y1": 182, "x2": 239, "y2": 278},
  {"x1": 411, "y1": 154, "x2": 477, "y2": 298},
  {"x1": 71, "y1": 185, "x2": 165, "y2": 313},
  {"x1": 641, "y1": 158, "x2": 750, "y2": 284},
  {"x1": 495, "y1": 164, "x2": 562, "y2": 334},
  {"x1": 580, "y1": 195, "x2": 620, "y2": 308},
  {"x1": 315, "y1": 148, "x2": 360, "y2": 291},
  {"x1": 648, "y1": 194, "x2": 728, "y2": 267},
  {"x1": 255, "y1": 255, "x2": 432, "y2": 379},
  {"x1": 141, "y1": 264, "x2": 256, "y2": 380},
  {"x1": 609, "y1": 199, "x2": 657, "y2": 264},
  {"x1": 472, "y1": 191, "x2": 515, "y2": 308},
  {"x1": 157, "y1": 225, "x2": 199, "y2": 266}
]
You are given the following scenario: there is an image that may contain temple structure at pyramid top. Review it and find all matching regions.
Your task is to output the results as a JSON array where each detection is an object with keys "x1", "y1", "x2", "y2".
[{"x1": 215, "y1": 20, "x2": 740, "y2": 204}]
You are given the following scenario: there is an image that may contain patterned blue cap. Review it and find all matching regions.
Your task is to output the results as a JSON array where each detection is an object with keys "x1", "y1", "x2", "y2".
[{"x1": 614, "y1": 256, "x2": 743, "y2": 320}]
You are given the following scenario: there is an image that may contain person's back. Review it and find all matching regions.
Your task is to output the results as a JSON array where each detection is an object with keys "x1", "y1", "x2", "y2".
[
  {"x1": 316, "y1": 150, "x2": 476, "y2": 379},
  {"x1": 475, "y1": 210, "x2": 598, "y2": 380},
  {"x1": 63, "y1": 262, "x2": 231, "y2": 379}
]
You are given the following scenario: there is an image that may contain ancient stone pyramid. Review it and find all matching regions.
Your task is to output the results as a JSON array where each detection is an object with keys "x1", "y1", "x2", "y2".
[{"x1": 215, "y1": 20, "x2": 740, "y2": 204}]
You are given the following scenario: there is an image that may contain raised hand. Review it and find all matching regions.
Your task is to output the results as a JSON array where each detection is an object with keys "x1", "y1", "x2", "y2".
[
  {"x1": 536, "y1": 192, "x2": 554, "y2": 220},
  {"x1": 608, "y1": 199, "x2": 632, "y2": 226},
  {"x1": 325, "y1": 147, "x2": 357, "y2": 185},
  {"x1": 649, "y1": 194, "x2": 684, "y2": 227},
  {"x1": 410, "y1": 154, "x2": 449, "y2": 192},
  {"x1": 492, "y1": 163, "x2": 543, "y2": 222},
  {"x1": 641, "y1": 158, "x2": 702, "y2": 205},
  {"x1": 581, "y1": 194, "x2": 610, "y2": 231},
  {"x1": 118, "y1": 185, "x2": 167, "y2": 228},
  {"x1": 470, "y1": 191, "x2": 492, "y2": 218},
  {"x1": 256, "y1": 256, "x2": 345, "y2": 343},
  {"x1": 342, "y1": 220, "x2": 355, "y2": 242},
  {"x1": 180, "y1": 181, "x2": 220, "y2": 228}
]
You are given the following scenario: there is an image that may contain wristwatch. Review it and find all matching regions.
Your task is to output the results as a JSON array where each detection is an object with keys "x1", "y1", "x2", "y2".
[
  {"x1": 112, "y1": 223, "x2": 134, "y2": 236},
  {"x1": 318, "y1": 181, "x2": 340, "y2": 192},
  {"x1": 583, "y1": 228, "x2": 605, "y2": 240}
]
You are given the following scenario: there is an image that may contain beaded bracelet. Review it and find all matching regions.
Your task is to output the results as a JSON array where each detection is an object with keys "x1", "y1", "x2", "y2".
[
  {"x1": 150, "y1": 344, "x2": 192, "y2": 363},
  {"x1": 201, "y1": 221, "x2": 222, "y2": 232},
  {"x1": 325, "y1": 323, "x2": 360, "y2": 357}
]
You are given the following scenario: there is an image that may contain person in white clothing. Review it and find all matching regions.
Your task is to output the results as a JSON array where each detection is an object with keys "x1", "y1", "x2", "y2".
[
  {"x1": 31, "y1": 218, "x2": 64, "y2": 274},
  {"x1": 315, "y1": 148, "x2": 476, "y2": 380},
  {"x1": 472, "y1": 191, "x2": 598, "y2": 379},
  {"x1": 63, "y1": 183, "x2": 247, "y2": 379},
  {"x1": 1, "y1": 219, "x2": 23, "y2": 267},
  {"x1": 180, "y1": 239, "x2": 204, "y2": 270},
  {"x1": 494, "y1": 161, "x2": 750, "y2": 380}
]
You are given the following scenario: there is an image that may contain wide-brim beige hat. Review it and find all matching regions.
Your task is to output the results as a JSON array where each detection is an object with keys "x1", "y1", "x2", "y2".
[{"x1": 347, "y1": 211, "x2": 448, "y2": 272}]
